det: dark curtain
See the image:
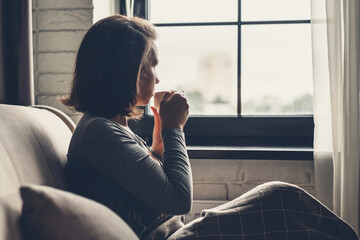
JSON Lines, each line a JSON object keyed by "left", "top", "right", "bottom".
{"left": 119, "top": 0, "right": 147, "bottom": 18}
{"left": 0, "top": 0, "right": 34, "bottom": 105}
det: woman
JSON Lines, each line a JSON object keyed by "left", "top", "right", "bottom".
{"left": 62, "top": 15, "right": 191, "bottom": 239}
{"left": 62, "top": 15, "right": 357, "bottom": 240}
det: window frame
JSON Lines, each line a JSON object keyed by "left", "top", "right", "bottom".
{"left": 123, "top": 0, "right": 314, "bottom": 158}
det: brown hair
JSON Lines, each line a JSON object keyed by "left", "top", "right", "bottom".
{"left": 60, "top": 15, "right": 157, "bottom": 119}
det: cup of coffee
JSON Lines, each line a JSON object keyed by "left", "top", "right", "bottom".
{"left": 153, "top": 90, "right": 184, "bottom": 111}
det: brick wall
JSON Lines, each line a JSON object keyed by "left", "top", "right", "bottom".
{"left": 32, "top": 0, "right": 316, "bottom": 202}
{"left": 32, "top": 0, "right": 93, "bottom": 122}
{"left": 191, "top": 159, "right": 315, "bottom": 201}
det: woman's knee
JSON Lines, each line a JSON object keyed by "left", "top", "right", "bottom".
{"left": 257, "top": 181, "right": 302, "bottom": 191}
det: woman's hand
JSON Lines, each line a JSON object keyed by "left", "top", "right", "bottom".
{"left": 159, "top": 92, "right": 189, "bottom": 130}
{"left": 150, "top": 106, "right": 163, "bottom": 159}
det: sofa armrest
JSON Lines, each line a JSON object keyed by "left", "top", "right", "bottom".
{"left": 31, "top": 105, "right": 76, "bottom": 133}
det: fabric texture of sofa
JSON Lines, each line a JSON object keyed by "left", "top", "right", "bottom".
{"left": 0, "top": 104, "right": 139, "bottom": 240}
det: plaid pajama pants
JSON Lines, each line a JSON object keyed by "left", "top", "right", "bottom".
{"left": 167, "top": 181, "right": 358, "bottom": 240}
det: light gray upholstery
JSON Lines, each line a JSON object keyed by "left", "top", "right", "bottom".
{"left": 0, "top": 104, "right": 73, "bottom": 240}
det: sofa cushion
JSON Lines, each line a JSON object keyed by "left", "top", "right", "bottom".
{"left": 20, "top": 184, "right": 139, "bottom": 240}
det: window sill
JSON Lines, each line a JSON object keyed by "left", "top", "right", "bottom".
{"left": 187, "top": 146, "right": 313, "bottom": 160}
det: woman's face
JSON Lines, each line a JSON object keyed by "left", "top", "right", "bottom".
{"left": 136, "top": 43, "right": 159, "bottom": 106}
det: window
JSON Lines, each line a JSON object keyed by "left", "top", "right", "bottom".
{"left": 127, "top": 0, "right": 314, "bottom": 159}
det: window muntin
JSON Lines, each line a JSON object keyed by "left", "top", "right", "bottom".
{"left": 150, "top": 0, "right": 313, "bottom": 116}
{"left": 129, "top": 0, "right": 314, "bottom": 149}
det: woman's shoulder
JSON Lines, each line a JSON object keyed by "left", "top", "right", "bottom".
{"left": 68, "top": 113, "right": 138, "bottom": 158}
{"left": 74, "top": 113, "right": 133, "bottom": 140}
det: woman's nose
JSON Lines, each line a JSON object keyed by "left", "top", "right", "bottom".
{"left": 155, "top": 71, "right": 160, "bottom": 84}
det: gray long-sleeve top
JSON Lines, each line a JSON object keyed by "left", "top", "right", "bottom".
{"left": 65, "top": 113, "right": 193, "bottom": 238}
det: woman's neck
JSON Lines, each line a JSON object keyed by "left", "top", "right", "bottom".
{"left": 111, "top": 115, "right": 128, "bottom": 127}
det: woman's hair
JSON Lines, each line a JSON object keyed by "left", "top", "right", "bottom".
{"left": 60, "top": 15, "right": 157, "bottom": 119}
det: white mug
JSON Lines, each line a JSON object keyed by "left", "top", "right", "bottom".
{"left": 153, "top": 90, "right": 185, "bottom": 110}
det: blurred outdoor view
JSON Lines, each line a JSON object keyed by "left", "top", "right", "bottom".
{"left": 150, "top": 0, "right": 313, "bottom": 116}
{"left": 93, "top": 0, "right": 313, "bottom": 116}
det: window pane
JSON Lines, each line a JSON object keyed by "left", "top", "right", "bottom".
{"left": 241, "top": 0, "right": 311, "bottom": 21}
{"left": 153, "top": 26, "right": 237, "bottom": 115}
{"left": 150, "top": 0, "right": 238, "bottom": 24}
{"left": 241, "top": 24, "right": 313, "bottom": 115}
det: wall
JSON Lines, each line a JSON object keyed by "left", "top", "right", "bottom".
{"left": 191, "top": 159, "right": 315, "bottom": 201}
{"left": 187, "top": 158, "right": 315, "bottom": 222}
{"left": 32, "top": 0, "right": 316, "bottom": 203}
{"left": 32, "top": 0, "right": 92, "bottom": 123}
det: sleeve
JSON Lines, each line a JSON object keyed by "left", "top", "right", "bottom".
{"left": 82, "top": 120, "right": 193, "bottom": 215}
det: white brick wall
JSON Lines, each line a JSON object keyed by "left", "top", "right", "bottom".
{"left": 32, "top": 0, "right": 92, "bottom": 121}
{"left": 31, "top": 0, "right": 316, "bottom": 204}
{"left": 37, "top": 0, "right": 92, "bottom": 9}
{"left": 191, "top": 159, "right": 315, "bottom": 201}
{"left": 193, "top": 183, "right": 227, "bottom": 200}
{"left": 37, "top": 31, "right": 86, "bottom": 52}
{"left": 38, "top": 74, "right": 72, "bottom": 94}
{"left": 37, "top": 53, "right": 76, "bottom": 73}
{"left": 37, "top": 10, "right": 92, "bottom": 30}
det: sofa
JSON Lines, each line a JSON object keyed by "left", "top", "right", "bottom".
{"left": 0, "top": 104, "right": 139, "bottom": 240}
{"left": 2, "top": 103, "right": 358, "bottom": 240}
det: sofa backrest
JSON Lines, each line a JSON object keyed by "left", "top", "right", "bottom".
{"left": 0, "top": 104, "right": 75, "bottom": 240}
